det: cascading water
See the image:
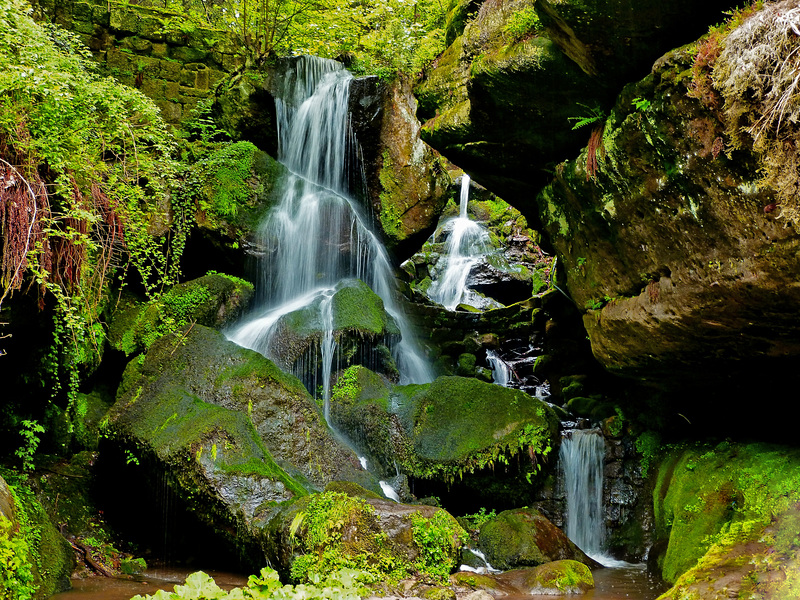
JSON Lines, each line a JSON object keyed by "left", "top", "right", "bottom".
{"left": 485, "top": 349, "right": 513, "bottom": 387}
{"left": 560, "top": 428, "right": 606, "bottom": 559}
{"left": 428, "top": 175, "right": 490, "bottom": 310}
{"left": 227, "top": 56, "right": 432, "bottom": 419}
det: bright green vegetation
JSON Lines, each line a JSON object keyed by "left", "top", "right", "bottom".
{"left": 0, "top": 477, "right": 73, "bottom": 600}
{"left": 503, "top": 6, "right": 541, "bottom": 42}
{"left": 132, "top": 0, "right": 447, "bottom": 76}
{"left": 410, "top": 509, "right": 469, "bottom": 581}
{"left": 130, "top": 567, "right": 370, "bottom": 600}
{"left": 287, "top": 491, "right": 466, "bottom": 585}
{"left": 0, "top": 0, "right": 194, "bottom": 449}
{"left": 653, "top": 441, "right": 800, "bottom": 596}
{"left": 109, "top": 273, "right": 253, "bottom": 356}
{"left": 182, "top": 140, "right": 285, "bottom": 233}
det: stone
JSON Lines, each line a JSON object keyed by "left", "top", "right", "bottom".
{"left": 478, "top": 507, "right": 600, "bottom": 570}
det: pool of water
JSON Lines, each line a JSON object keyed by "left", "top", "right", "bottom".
{"left": 49, "top": 568, "right": 248, "bottom": 600}
{"left": 50, "top": 564, "right": 668, "bottom": 600}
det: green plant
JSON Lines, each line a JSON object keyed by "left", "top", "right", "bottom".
{"left": 568, "top": 103, "right": 606, "bottom": 130}
{"left": 635, "top": 430, "right": 662, "bottom": 477}
{"left": 461, "top": 507, "right": 496, "bottom": 530}
{"left": 632, "top": 96, "right": 651, "bottom": 112}
{"left": 331, "top": 366, "right": 361, "bottom": 404}
{"left": 130, "top": 567, "right": 369, "bottom": 600}
{"left": 14, "top": 420, "right": 44, "bottom": 472}
{"left": 410, "top": 510, "right": 468, "bottom": 583}
{"left": 503, "top": 6, "right": 541, "bottom": 41}
{"left": 0, "top": 512, "right": 35, "bottom": 600}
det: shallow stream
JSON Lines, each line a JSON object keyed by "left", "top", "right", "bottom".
{"left": 50, "top": 564, "right": 668, "bottom": 600}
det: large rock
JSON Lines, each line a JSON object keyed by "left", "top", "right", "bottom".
{"left": 477, "top": 508, "right": 599, "bottom": 570}
{"left": 264, "top": 489, "right": 467, "bottom": 581}
{"left": 106, "top": 325, "right": 378, "bottom": 561}
{"left": 107, "top": 273, "right": 254, "bottom": 356}
{"left": 329, "top": 370, "right": 560, "bottom": 505}
{"left": 534, "top": 19, "right": 800, "bottom": 402}
{"left": 254, "top": 278, "right": 401, "bottom": 380}
{"left": 415, "top": 0, "right": 738, "bottom": 214}
{"left": 651, "top": 442, "right": 800, "bottom": 598}
{"left": 349, "top": 76, "right": 451, "bottom": 258}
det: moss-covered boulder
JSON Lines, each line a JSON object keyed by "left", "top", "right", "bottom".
{"left": 652, "top": 441, "right": 800, "bottom": 598}
{"left": 107, "top": 273, "right": 254, "bottom": 356}
{"left": 517, "top": 560, "right": 594, "bottom": 595}
{"left": 328, "top": 370, "right": 559, "bottom": 505}
{"left": 106, "top": 324, "right": 379, "bottom": 563}
{"left": 328, "top": 366, "right": 398, "bottom": 478}
{"left": 415, "top": 0, "right": 736, "bottom": 209}
{"left": 397, "top": 377, "right": 558, "bottom": 481}
{"left": 263, "top": 490, "right": 467, "bottom": 583}
{"left": 0, "top": 475, "right": 74, "bottom": 599}
{"left": 534, "top": 8, "right": 800, "bottom": 410}
{"left": 185, "top": 141, "right": 287, "bottom": 250}
{"left": 260, "top": 279, "right": 401, "bottom": 380}
{"left": 477, "top": 508, "right": 598, "bottom": 570}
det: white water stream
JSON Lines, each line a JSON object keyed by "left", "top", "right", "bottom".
{"left": 227, "top": 57, "right": 432, "bottom": 419}
{"left": 560, "top": 428, "right": 609, "bottom": 563}
{"left": 428, "top": 175, "right": 490, "bottom": 310}
{"left": 485, "top": 349, "right": 513, "bottom": 387}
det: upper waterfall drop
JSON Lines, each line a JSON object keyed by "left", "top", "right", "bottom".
{"left": 428, "top": 174, "right": 490, "bottom": 311}
{"left": 227, "top": 56, "right": 433, "bottom": 411}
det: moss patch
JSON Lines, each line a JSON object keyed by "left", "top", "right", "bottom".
{"left": 653, "top": 441, "right": 800, "bottom": 598}
{"left": 397, "top": 376, "right": 558, "bottom": 481}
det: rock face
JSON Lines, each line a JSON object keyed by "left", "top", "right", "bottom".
{"left": 415, "top": 0, "right": 738, "bottom": 209}
{"left": 38, "top": 0, "right": 241, "bottom": 122}
{"left": 651, "top": 442, "right": 800, "bottom": 599}
{"left": 107, "top": 325, "right": 378, "bottom": 559}
{"left": 477, "top": 508, "right": 598, "bottom": 571}
{"left": 536, "top": 36, "right": 800, "bottom": 399}
{"left": 349, "top": 76, "right": 451, "bottom": 258}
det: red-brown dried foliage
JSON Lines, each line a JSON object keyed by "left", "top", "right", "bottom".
{"left": 586, "top": 124, "right": 605, "bottom": 181}
{"left": 0, "top": 126, "right": 52, "bottom": 305}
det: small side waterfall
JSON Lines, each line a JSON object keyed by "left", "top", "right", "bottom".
{"left": 428, "top": 175, "right": 490, "bottom": 310}
{"left": 560, "top": 428, "right": 605, "bottom": 559}
{"left": 486, "top": 349, "right": 513, "bottom": 387}
{"left": 228, "top": 56, "right": 432, "bottom": 416}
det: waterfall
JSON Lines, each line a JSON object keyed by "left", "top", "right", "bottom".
{"left": 227, "top": 56, "right": 432, "bottom": 417}
{"left": 560, "top": 428, "right": 605, "bottom": 558}
{"left": 429, "top": 175, "right": 490, "bottom": 310}
{"left": 486, "top": 349, "right": 513, "bottom": 387}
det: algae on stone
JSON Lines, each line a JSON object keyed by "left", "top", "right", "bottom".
{"left": 652, "top": 441, "right": 800, "bottom": 598}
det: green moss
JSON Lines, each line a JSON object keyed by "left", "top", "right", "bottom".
{"left": 331, "top": 279, "right": 400, "bottom": 337}
{"left": 654, "top": 442, "right": 800, "bottom": 586}
{"left": 0, "top": 480, "right": 73, "bottom": 600}
{"left": 108, "top": 273, "right": 253, "bottom": 356}
{"left": 398, "top": 377, "right": 558, "bottom": 482}
{"left": 525, "top": 560, "right": 593, "bottom": 594}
